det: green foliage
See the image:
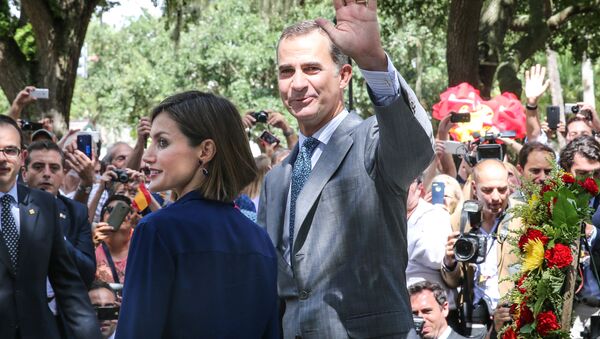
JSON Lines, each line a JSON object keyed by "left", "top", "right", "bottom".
{"left": 14, "top": 23, "right": 36, "bottom": 61}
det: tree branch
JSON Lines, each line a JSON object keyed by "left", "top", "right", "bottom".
{"left": 510, "top": 3, "right": 600, "bottom": 31}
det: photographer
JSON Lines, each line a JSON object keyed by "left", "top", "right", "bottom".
{"left": 242, "top": 110, "right": 298, "bottom": 150}
{"left": 409, "top": 281, "right": 466, "bottom": 339}
{"left": 88, "top": 280, "right": 120, "bottom": 339}
{"left": 441, "top": 159, "right": 521, "bottom": 334}
{"left": 565, "top": 115, "right": 593, "bottom": 143}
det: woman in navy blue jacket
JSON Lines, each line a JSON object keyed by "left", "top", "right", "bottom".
{"left": 116, "top": 91, "right": 279, "bottom": 338}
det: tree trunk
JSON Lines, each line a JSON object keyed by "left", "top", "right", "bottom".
{"left": 0, "top": 0, "right": 99, "bottom": 130}
{"left": 582, "top": 55, "right": 595, "bottom": 108}
{"left": 446, "top": 0, "right": 484, "bottom": 89}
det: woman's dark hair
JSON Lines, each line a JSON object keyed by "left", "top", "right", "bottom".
{"left": 150, "top": 91, "right": 257, "bottom": 202}
{"left": 559, "top": 135, "right": 600, "bottom": 172}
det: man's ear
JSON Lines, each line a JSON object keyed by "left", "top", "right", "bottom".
{"left": 196, "top": 139, "right": 216, "bottom": 165}
{"left": 517, "top": 164, "right": 524, "bottom": 175}
{"left": 338, "top": 64, "right": 353, "bottom": 90}
{"left": 20, "top": 149, "right": 28, "bottom": 167}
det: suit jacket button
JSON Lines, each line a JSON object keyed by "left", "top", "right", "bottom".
{"left": 299, "top": 290, "right": 310, "bottom": 300}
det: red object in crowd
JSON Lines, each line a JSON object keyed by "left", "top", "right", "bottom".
{"left": 432, "top": 82, "right": 526, "bottom": 142}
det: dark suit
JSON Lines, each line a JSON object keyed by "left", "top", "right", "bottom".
{"left": 116, "top": 190, "right": 279, "bottom": 338}
{"left": 56, "top": 195, "right": 96, "bottom": 287}
{"left": 0, "top": 184, "right": 101, "bottom": 339}
{"left": 448, "top": 328, "right": 468, "bottom": 339}
{"left": 258, "top": 76, "right": 434, "bottom": 338}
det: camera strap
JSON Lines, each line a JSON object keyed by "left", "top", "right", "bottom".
{"left": 101, "top": 242, "right": 121, "bottom": 284}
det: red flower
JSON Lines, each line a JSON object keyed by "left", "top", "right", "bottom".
{"left": 541, "top": 183, "right": 554, "bottom": 195}
{"left": 544, "top": 243, "right": 573, "bottom": 269}
{"left": 518, "top": 229, "right": 549, "bottom": 251}
{"left": 517, "top": 273, "right": 528, "bottom": 294}
{"left": 562, "top": 173, "right": 576, "bottom": 184}
{"left": 536, "top": 310, "right": 560, "bottom": 336}
{"left": 516, "top": 303, "right": 534, "bottom": 329}
{"left": 502, "top": 327, "right": 517, "bottom": 339}
{"left": 582, "top": 177, "right": 599, "bottom": 196}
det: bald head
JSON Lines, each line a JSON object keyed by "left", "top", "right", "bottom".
{"left": 472, "top": 159, "right": 510, "bottom": 217}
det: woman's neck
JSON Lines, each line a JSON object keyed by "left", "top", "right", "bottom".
{"left": 106, "top": 229, "right": 130, "bottom": 259}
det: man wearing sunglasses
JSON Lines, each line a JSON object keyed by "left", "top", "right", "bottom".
{"left": 0, "top": 115, "right": 100, "bottom": 339}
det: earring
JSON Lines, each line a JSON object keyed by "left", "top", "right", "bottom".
{"left": 202, "top": 167, "right": 209, "bottom": 176}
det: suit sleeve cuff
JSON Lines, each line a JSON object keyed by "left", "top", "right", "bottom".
{"left": 359, "top": 53, "right": 400, "bottom": 100}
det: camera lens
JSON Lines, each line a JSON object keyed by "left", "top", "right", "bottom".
{"left": 454, "top": 238, "right": 476, "bottom": 262}
{"left": 572, "top": 105, "right": 580, "bottom": 114}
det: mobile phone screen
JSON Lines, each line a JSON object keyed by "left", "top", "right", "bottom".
{"left": 77, "top": 134, "right": 93, "bottom": 159}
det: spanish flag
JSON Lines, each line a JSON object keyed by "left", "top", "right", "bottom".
{"left": 132, "top": 182, "right": 152, "bottom": 212}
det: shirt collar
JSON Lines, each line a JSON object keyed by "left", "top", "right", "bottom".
{"left": 437, "top": 326, "right": 452, "bottom": 339}
{"left": 0, "top": 183, "right": 18, "bottom": 204}
{"left": 298, "top": 109, "right": 349, "bottom": 147}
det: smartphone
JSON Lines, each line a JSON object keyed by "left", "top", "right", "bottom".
{"left": 476, "top": 144, "right": 503, "bottom": 162}
{"left": 450, "top": 112, "right": 471, "bottom": 123}
{"left": 431, "top": 182, "right": 445, "bottom": 205}
{"left": 106, "top": 201, "right": 130, "bottom": 231}
{"left": 95, "top": 306, "right": 120, "bottom": 321}
{"left": 443, "top": 140, "right": 468, "bottom": 155}
{"left": 30, "top": 88, "right": 49, "bottom": 99}
{"left": 76, "top": 133, "right": 93, "bottom": 159}
{"left": 259, "top": 130, "right": 280, "bottom": 145}
{"left": 546, "top": 105, "right": 560, "bottom": 129}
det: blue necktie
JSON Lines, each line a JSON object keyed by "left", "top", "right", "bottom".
{"left": 1, "top": 195, "right": 19, "bottom": 270}
{"left": 289, "top": 137, "right": 319, "bottom": 264}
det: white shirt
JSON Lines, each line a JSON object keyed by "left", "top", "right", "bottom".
{"left": 473, "top": 224, "right": 500, "bottom": 313}
{"left": 406, "top": 200, "right": 455, "bottom": 308}
{"left": 437, "top": 326, "right": 452, "bottom": 339}
{"left": 282, "top": 57, "right": 401, "bottom": 263}
{"left": 0, "top": 184, "right": 20, "bottom": 234}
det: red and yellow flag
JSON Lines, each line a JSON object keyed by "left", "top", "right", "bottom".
{"left": 132, "top": 182, "right": 152, "bottom": 212}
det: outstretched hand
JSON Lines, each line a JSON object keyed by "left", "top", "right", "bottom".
{"left": 524, "top": 64, "right": 549, "bottom": 105}
{"left": 316, "top": 0, "right": 386, "bottom": 71}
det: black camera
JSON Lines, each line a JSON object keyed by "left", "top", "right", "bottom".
{"left": 413, "top": 315, "right": 424, "bottom": 335}
{"left": 455, "top": 200, "right": 487, "bottom": 264}
{"left": 20, "top": 120, "right": 44, "bottom": 131}
{"left": 95, "top": 305, "right": 120, "bottom": 321}
{"left": 112, "top": 169, "right": 129, "bottom": 183}
{"left": 250, "top": 111, "right": 269, "bottom": 124}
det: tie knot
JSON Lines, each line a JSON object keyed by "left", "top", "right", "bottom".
{"left": 0, "top": 194, "right": 13, "bottom": 207}
{"left": 302, "top": 137, "right": 319, "bottom": 154}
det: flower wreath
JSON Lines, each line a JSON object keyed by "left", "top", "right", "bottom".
{"left": 501, "top": 168, "right": 599, "bottom": 339}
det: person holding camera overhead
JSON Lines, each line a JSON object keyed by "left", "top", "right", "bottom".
{"left": 441, "top": 159, "right": 522, "bottom": 336}
{"left": 115, "top": 91, "right": 279, "bottom": 338}
{"left": 243, "top": 109, "right": 299, "bottom": 151}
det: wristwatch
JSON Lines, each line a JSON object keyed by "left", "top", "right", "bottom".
{"left": 77, "top": 184, "right": 93, "bottom": 194}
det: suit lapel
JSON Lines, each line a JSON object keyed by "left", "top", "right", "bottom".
{"left": 268, "top": 150, "right": 295, "bottom": 250}
{"left": 17, "top": 185, "right": 40, "bottom": 273}
{"left": 292, "top": 114, "right": 360, "bottom": 251}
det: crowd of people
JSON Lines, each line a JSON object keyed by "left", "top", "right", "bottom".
{"left": 1, "top": 1, "right": 600, "bottom": 339}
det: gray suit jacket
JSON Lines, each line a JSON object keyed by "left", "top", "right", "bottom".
{"left": 258, "top": 77, "right": 434, "bottom": 338}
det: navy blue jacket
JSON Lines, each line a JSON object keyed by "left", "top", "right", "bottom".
{"left": 116, "top": 190, "right": 279, "bottom": 338}
{"left": 56, "top": 195, "right": 96, "bottom": 287}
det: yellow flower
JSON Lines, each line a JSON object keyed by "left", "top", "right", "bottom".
{"left": 522, "top": 238, "right": 545, "bottom": 272}
{"left": 529, "top": 194, "right": 539, "bottom": 208}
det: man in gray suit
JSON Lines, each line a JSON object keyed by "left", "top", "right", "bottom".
{"left": 257, "top": 0, "right": 434, "bottom": 338}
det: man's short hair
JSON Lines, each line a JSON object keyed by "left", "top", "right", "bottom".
{"left": 25, "top": 140, "right": 65, "bottom": 168}
{"left": 518, "top": 142, "right": 555, "bottom": 169}
{"left": 559, "top": 135, "right": 600, "bottom": 172}
{"left": 89, "top": 280, "right": 117, "bottom": 300}
{"left": 0, "top": 115, "right": 24, "bottom": 148}
{"left": 277, "top": 20, "right": 348, "bottom": 71}
{"left": 408, "top": 281, "right": 447, "bottom": 307}
{"left": 565, "top": 115, "right": 591, "bottom": 133}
